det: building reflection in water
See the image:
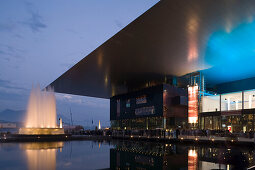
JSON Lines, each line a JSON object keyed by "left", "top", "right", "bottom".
{"left": 110, "top": 142, "right": 188, "bottom": 169}
{"left": 19, "top": 142, "right": 64, "bottom": 170}
{"left": 188, "top": 149, "right": 198, "bottom": 170}
{"left": 109, "top": 141, "right": 255, "bottom": 170}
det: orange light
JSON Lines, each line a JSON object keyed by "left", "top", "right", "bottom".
{"left": 188, "top": 86, "right": 198, "bottom": 124}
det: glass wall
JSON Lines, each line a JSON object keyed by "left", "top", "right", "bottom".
{"left": 200, "top": 116, "right": 220, "bottom": 130}
{"left": 242, "top": 114, "right": 253, "bottom": 132}
{"left": 201, "top": 90, "right": 255, "bottom": 112}
{"left": 221, "top": 115, "right": 242, "bottom": 132}
{"left": 231, "top": 115, "right": 242, "bottom": 132}
{"left": 221, "top": 116, "right": 231, "bottom": 130}
{"left": 204, "top": 116, "right": 213, "bottom": 130}
{"left": 200, "top": 117, "right": 205, "bottom": 129}
{"left": 202, "top": 95, "right": 220, "bottom": 112}
{"left": 221, "top": 92, "right": 242, "bottom": 111}
{"left": 244, "top": 90, "right": 255, "bottom": 109}
{"left": 213, "top": 116, "right": 221, "bottom": 130}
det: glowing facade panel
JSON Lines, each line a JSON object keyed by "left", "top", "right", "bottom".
{"left": 188, "top": 86, "right": 198, "bottom": 124}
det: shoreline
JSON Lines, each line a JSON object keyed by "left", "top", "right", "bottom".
{"left": 0, "top": 134, "right": 255, "bottom": 147}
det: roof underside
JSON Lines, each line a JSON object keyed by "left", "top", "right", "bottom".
{"left": 49, "top": 0, "right": 255, "bottom": 99}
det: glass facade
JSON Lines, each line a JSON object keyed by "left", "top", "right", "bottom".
{"left": 201, "top": 90, "right": 255, "bottom": 112}
{"left": 204, "top": 116, "right": 213, "bottom": 130}
{"left": 111, "top": 117, "right": 164, "bottom": 130}
{"left": 200, "top": 90, "right": 255, "bottom": 132}
{"left": 200, "top": 116, "right": 221, "bottom": 130}
{"left": 221, "top": 92, "right": 242, "bottom": 111}
{"left": 213, "top": 116, "right": 221, "bottom": 130}
{"left": 242, "top": 114, "right": 253, "bottom": 132}
{"left": 202, "top": 95, "right": 220, "bottom": 112}
{"left": 244, "top": 90, "right": 255, "bottom": 109}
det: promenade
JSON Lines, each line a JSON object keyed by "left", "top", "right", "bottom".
{"left": 111, "top": 129, "right": 255, "bottom": 146}
{"left": 1, "top": 129, "right": 255, "bottom": 146}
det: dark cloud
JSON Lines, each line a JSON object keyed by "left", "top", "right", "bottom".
{"left": 22, "top": 2, "right": 47, "bottom": 32}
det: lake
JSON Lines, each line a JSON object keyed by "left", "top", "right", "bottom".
{"left": 0, "top": 139, "right": 254, "bottom": 170}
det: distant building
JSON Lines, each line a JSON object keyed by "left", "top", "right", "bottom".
{"left": 63, "top": 125, "right": 84, "bottom": 134}
{"left": 0, "top": 122, "right": 18, "bottom": 134}
{"left": 0, "top": 123, "right": 16, "bottom": 129}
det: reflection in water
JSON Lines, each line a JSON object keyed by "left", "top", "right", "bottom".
{"left": 1, "top": 141, "right": 255, "bottom": 169}
{"left": 110, "top": 141, "right": 255, "bottom": 170}
{"left": 20, "top": 142, "right": 63, "bottom": 170}
{"left": 110, "top": 141, "right": 188, "bottom": 169}
{"left": 188, "top": 149, "right": 198, "bottom": 170}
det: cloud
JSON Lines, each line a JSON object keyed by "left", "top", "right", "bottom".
{"left": 22, "top": 2, "right": 47, "bottom": 32}
{"left": 0, "top": 79, "right": 28, "bottom": 95}
{"left": 55, "top": 93, "right": 109, "bottom": 108}
{"left": 0, "top": 22, "right": 15, "bottom": 32}
{"left": 0, "top": 44, "right": 26, "bottom": 61}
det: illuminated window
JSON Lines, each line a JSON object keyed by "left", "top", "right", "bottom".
{"left": 136, "top": 95, "right": 147, "bottom": 104}
{"left": 126, "top": 99, "right": 130, "bottom": 108}
{"left": 135, "top": 106, "right": 155, "bottom": 116}
{"left": 244, "top": 90, "right": 255, "bottom": 109}
{"left": 221, "top": 92, "right": 242, "bottom": 111}
{"left": 202, "top": 95, "right": 220, "bottom": 112}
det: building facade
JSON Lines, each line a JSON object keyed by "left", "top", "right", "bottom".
{"left": 200, "top": 89, "right": 255, "bottom": 133}
{"left": 110, "top": 84, "right": 187, "bottom": 130}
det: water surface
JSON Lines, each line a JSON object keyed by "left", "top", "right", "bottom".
{"left": 0, "top": 140, "right": 254, "bottom": 170}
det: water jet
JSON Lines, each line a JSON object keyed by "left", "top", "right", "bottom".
{"left": 19, "top": 85, "right": 64, "bottom": 135}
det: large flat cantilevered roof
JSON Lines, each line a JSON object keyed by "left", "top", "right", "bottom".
{"left": 49, "top": 0, "right": 255, "bottom": 98}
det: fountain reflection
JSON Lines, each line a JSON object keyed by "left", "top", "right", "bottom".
{"left": 20, "top": 142, "right": 63, "bottom": 170}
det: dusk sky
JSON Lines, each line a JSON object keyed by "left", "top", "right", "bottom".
{"left": 0, "top": 0, "right": 159, "bottom": 127}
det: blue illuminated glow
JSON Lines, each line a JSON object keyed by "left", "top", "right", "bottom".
{"left": 203, "top": 21, "right": 255, "bottom": 84}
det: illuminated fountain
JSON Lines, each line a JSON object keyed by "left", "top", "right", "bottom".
{"left": 19, "top": 85, "right": 64, "bottom": 135}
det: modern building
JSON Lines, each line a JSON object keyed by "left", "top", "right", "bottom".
{"left": 110, "top": 84, "right": 187, "bottom": 130}
{"left": 48, "top": 0, "right": 255, "bottom": 132}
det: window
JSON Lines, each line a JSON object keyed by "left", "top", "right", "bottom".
{"left": 202, "top": 95, "right": 220, "bottom": 112}
{"left": 244, "top": 90, "right": 255, "bottom": 109}
{"left": 135, "top": 106, "right": 155, "bottom": 116}
{"left": 221, "top": 92, "right": 242, "bottom": 111}
{"left": 136, "top": 95, "right": 147, "bottom": 104}
{"left": 126, "top": 99, "right": 130, "bottom": 108}
{"left": 204, "top": 116, "right": 213, "bottom": 130}
{"left": 242, "top": 114, "right": 253, "bottom": 132}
